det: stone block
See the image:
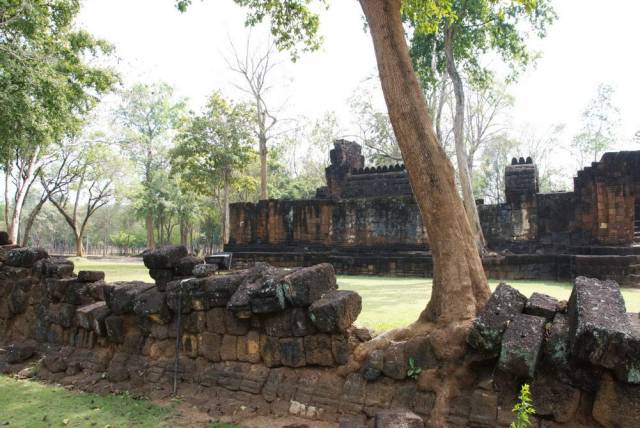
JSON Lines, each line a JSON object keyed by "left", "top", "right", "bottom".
{"left": 43, "top": 353, "right": 67, "bottom": 373}
{"left": 469, "top": 389, "right": 498, "bottom": 427}
{"left": 498, "top": 313, "right": 546, "bottom": 379}
{"left": 375, "top": 410, "right": 424, "bottom": 428}
{"left": 303, "top": 334, "right": 334, "bottom": 366}
{"left": 142, "top": 245, "right": 188, "bottom": 269}
{"left": 363, "top": 349, "right": 384, "bottom": 382}
{"left": 193, "top": 263, "right": 218, "bottom": 278}
{"left": 6, "top": 343, "right": 35, "bottom": 364}
{"left": 104, "top": 315, "right": 125, "bottom": 343}
{"left": 48, "top": 303, "right": 76, "bottom": 328}
{"left": 263, "top": 310, "right": 293, "bottom": 337}
{"left": 181, "top": 334, "right": 198, "bottom": 358}
{"left": 279, "top": 337, "right": 306, "bottom": 368}
{"left": 133, "top": 287, "right": 170, "bottom": 324}
{"left": 105, "top": 282, "right": 154, "bottom": 315}
{"left": 77, "top": 270, "right": 105, "bottom": 283}
{"left": 468, "top": 283, "right": 527, "bottom": 356}
{"left": 34, "top": 257, "right": 74, "bottom": 278}
{"left": 107, "top": 353, "right": 129, "bottom": 382}
{"left": 331, "top": 334, "right": 350, "bottom": 366}
{"left": 524, "top": 292, "right": 559, "bottom": 320}
{"left": 237, "top": 331, "right": 261, "bottom": 363}
{"left": 542, "top": 312, "right": 570, "bottom": 369}
{"left": 531, "top": 374, "right": 580, "bottom": 423}
{"left": 308, "top": 290, "right": 362, "bottom": 333}
{"left": 148, "top": 268, "right": 174, "bottom": 288}
{"left": 224, "top": 310, "right": 249, "bottom": 335}
{"left": 259, "top": 335, "right": 282, "bottom": 367}
{"left": 220, "top": 335, "right": 238, "bottom": 360}
{"left": 593, "top": 373, "right": 640, "bottom": 428}
{"left": 383, "top": 341, "right": 407, "bottom": 380}
{"left": 76, "top": 301, "right": 109, "bottom": 331}
{"left": 205, "top": 307, "right": 225, "bottom": 334}
{"left": 291, "top": 308, "right": 316, "bottom": 336}
{"left": 175, "top": 255, "right": 204, "bottom": 276}
{"left": 6, "top": 247, "right": 48, "bottom": 268}
{"left": 282, "top": 263, "right": 337, "bottom": 307}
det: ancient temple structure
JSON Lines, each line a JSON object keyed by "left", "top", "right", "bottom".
{"left": 226, "top": 141, "right": 640, "bottom": 285}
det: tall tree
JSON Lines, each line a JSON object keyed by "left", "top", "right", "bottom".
{"left": 176, "top": 0, "right": 544, "bottom": 330}
{"left": 116, "top": 83, "right": 186, "bottom": 249}
{"left": 409, "top": 0, "right": 555, "bottom": 249}
{"left": 572, "top": 84, "right": 620, "bottom": 166}
{"left": 0, "top": 0, "right": 117, "bottom": 243}
{"left": 227, "top": 39, "right": 282, "bottom": 200}
{"left": 43, "top": 138, "right": 121, "bottom": 256}
{"left": 171, "top": 92, "right": 255, "bottom": 245}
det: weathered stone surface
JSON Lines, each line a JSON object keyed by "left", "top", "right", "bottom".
{"left": 48, "top": 303, "right": 76, "bottom": 328}
{"left": 34, "top": 257, "right": 74, "bottom": 278}
{"left": 469, "top": 389, "right": 498, "bottom": 427}
{"left": 105, "top": 282, "right": 154, "bottom": 315}
{"left": 224, "top": 311, "right": 249, "bottom": 336}
{"left": 107, "top": 353, "right": 129, "bottom": 382}
{"left": 220, "top": 335, "right": 238, "bottom": 360}
{"left": 193, "top": 263, "right": 218, "bottom": 278}
{"left": 498, "top": 313, "right": 546, "bottom": 379}
{"left": 468, "top": 283, "right": 527, "bottom": 356}
{"left": 6, "top": 343, "right": 35, "bottom": 364}
{"left": 142, "top": 245, "right": 188, "bottom": 269}
{"left": 567, "top": 276, "right": 634, "bottom": 373}
{"left": 382, "top": 341, "right": 407, "bottom": 380}
{"left": 133, "top": 287, "right": 170, "bottom": 324}
{"left": 227, "top": 273, "right": 286, "bottom": 317}
{"left": 543, "top": 312, "right": 570, "bottom": 369}
{"left": 303, "top": 334, "right": 334, "bottom": 366}
{"left": 279, "top": 337, "right": 306, "bottom": 368}
{"left": 175, "top": 255, "right": 204, "bottom": 277}
{"left": 6, "top": 247, "right": 48, "bottom": 268}
{"left": 532, "top": 374, "right": 581, "bottom": 423}
{"left": 291, "top": 308, "right": 317, "bottom": 337}
{"left": 331, "top": 334, "right": 350, "bottom": 366}
{"left": 237, "top": 331, "right": 260, "bottom": 363}
{"left": 375, "top": 410, "right": 424, "bottom": 428}
{"left": 308, "top": 290, "right": 362, "bottom": 333}
{"left": 76, "top": 301, "right": 109, "bottom": 331}
{"left": 259, "top": 335, "right": 282, "bottom": 367}
{"left": 263, "top": 311, "right": 293, "bottom": 337}
{"left": 43, "top": 353, "right": 67, "bottom": 373}
{"left": 77, "top": 270, "right": 105, "bottom": 283}
{"left": 524, "top": 292, "right": 559, "bottom": 320}
{"left": 104, "top": 315, "right": 125, "bottom": 343}
{"left": 363, "top": 349, "right": 384, "bottom": 381}
{"left": 593, "top": 373, "right": 640, "bottom": 428}
{"left": 205, "top": 307, "right": 225, "bottom": 334}
{"left": 282, "top": 263, "right": 337, "bottom": 307}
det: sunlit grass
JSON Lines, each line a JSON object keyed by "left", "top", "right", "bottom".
{"left": 0, "top": 375, "right": 175, "bottom": 427}
{"left": 67, "top": 257, "right": 640, "bottom": 332}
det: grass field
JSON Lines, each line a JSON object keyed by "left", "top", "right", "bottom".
{"left": 70, "top": 257, "right": 640, "bottom": 331}
{"left": 0, "top": 375, "right": 175, "bottom": 427}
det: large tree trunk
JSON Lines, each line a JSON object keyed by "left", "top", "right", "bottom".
{"left": 359, "top": 0, "right": 490, "bottom": 323}
{"left": 259, "top": 134, "right": 268, "bottom": 200}
{"left": 145, "top": 212, "right": 156, "bottom": 250}
{"left": 21, "top": 197, "right": 46, "bottom": 247}
{"left": 444, "top": 26, "right": 487, "bottom": 251}
{"left": 75, "top": 234, "right": 85, "bottom": 257}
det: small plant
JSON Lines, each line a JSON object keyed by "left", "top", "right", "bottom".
{"left": 510, "top": 383, "right": 536, "bottom": 428}
{"left": 406, "top": 357, "right": 422, "bottom": 380}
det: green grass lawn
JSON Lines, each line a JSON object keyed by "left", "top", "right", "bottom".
{"left": 0, "top": 375, "right": 175, "bottom": 427}
{"left": 69, "top": 257, "right": 640, "bottom": 331}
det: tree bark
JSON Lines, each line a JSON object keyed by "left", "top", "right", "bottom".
{"left": 146, "top": 212, "right": 156, "bottom": 249}
{"left": 359, "top": 0, "right": 490, "bottom": 323}
{"left": 259, "top": 134, "right": 268, "bottom": 200}
{"left": 75, "top": 234, "right": 85, "bottom": 257}
{"left": 21, "top": 196, "right": 46, "bottom": 247}
{"left": 444, "top": 26, "right": 487, "bottom": 250}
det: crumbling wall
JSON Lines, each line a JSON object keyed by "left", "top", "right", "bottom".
{"left": 2, "top": 244, "right": 640, "bottom": 427}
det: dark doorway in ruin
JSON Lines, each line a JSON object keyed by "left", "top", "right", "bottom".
{"left": 635, "top": 199, "right": 640, "bottom": 242}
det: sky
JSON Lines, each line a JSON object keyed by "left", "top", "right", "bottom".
{"left": 77, "top": 0, "right": 640, "bottom": 158}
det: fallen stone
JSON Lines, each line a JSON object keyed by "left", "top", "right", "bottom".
{"left": 375, "top": 410, "right": 424, "bottom": 428}
{"left": 308, "top": 290, "right": 362, "bottom": 333}
{"left": 6, "top": 343, "right": 35, "bottom": 364}
{"left": 468, "top": 283, "right": 527, "bottom": 356}
{"left": 498, "top": 313, "right": 546, "bottom": 379}
{"left": 175, "top": 255, "right": 204, "bottom": 276}
{"left": 193, "top": 263, "right": 218, "bottom": 278}
{"left": 34, "top": 257, "right": 74, "bottom": 278}
{"left": 142, "top": 245, "right": 188, "bottom": 269}
{"left": 282, "top": 263, "right": 337, "bottom": 307}
{"left": 524, "top": 292, "right": 559, "bottom": 320}
{"left": 6, "top": 247, "right": 48, "bottom": 268}
{"left": 77, "top": 270, "right": 105, "bottom": 283}
{"left": 567, "top": 276, "right": 633, "bottom": 372}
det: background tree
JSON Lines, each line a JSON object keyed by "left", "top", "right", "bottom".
{"left": 572, "top": 84, "right": 620, "bottom": 166}
{"left": 1, "top": 0, "right": 117, "bottom": 243}
{"left": 44, "top": 139, "right": 122, "bottom": 256}
{"left": 409, "top": 0, "right": 555, "bottom": 250}
{"left": 116, "top": 82, "right": 186, "bottom": 249}
{"left": 227, "top": 38, "right": 283, "bottom": 200}
{"left": 171, "top": 92, "right": 255, "bottom": 245}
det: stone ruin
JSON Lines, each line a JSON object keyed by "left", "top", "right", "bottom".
{"left": 1, "top": 243, "right": 640, "bottom": 426}
{"left": 226, "top": 141, "right": 640, "bottom": 287}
